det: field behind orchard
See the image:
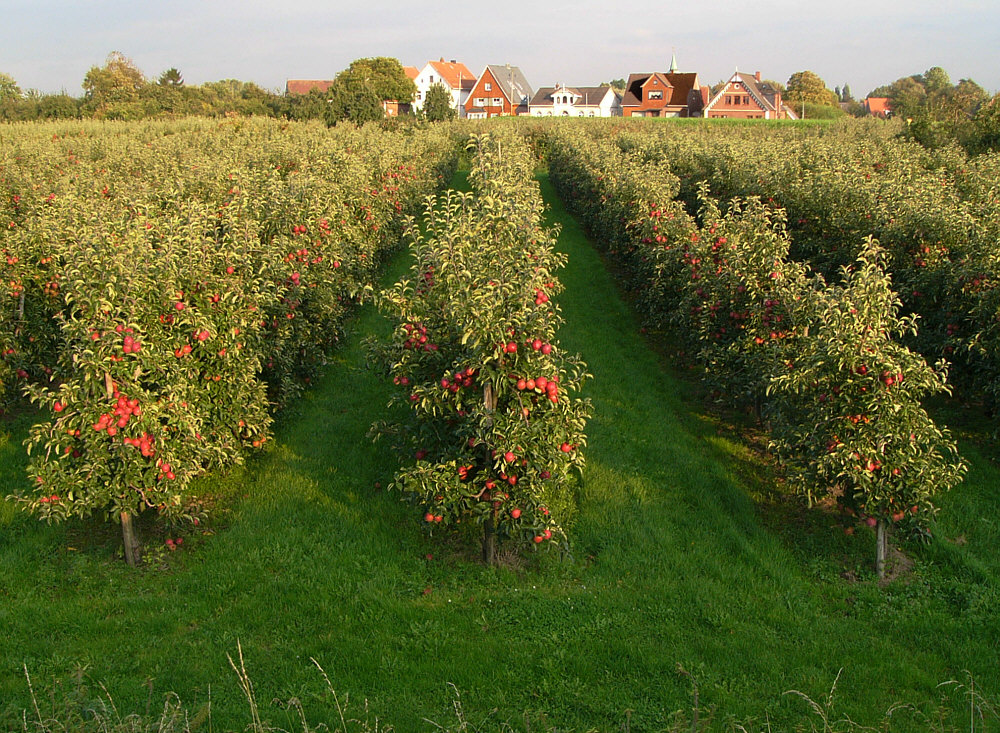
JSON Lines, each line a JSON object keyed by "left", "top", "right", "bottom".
{"left": 1, "top": 117, "right": 999, "bottom": 732}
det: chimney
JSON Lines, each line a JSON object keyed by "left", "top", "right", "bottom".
{"left": 755, "top": 71, "right": 762, "bottom": 83}
{"left": 451, "top": 59, "right": 457, "bottom": 63}
{"left": 440, "top": 57, "right": 444, "bottom": 62}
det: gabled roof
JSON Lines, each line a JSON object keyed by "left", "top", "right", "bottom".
{"left": 641, "top": 73, "right": 674, "bottom": 90}
{"left": 622, "top": 72, "right": 700, "bottom": 108}
{"left": 285, "top": 79, "right": 335, "bottom": 95}
{"left": 403, "top": 66, "right": 420, "bottom": 81}
{"left": 530, "top": 85, "right": 617, "bottom": 107}
{"left": 705, "top": 71, "right": 779, "bottom": 113}
{"left": 427, "top": 59, "right": 476, "bottom": 89}
{"left": 483, "top": 64, "right": 534, "bottom": 105}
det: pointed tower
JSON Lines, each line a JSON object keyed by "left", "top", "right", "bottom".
{"left": 669, "top": 51, "right": 678, "bottom": 73}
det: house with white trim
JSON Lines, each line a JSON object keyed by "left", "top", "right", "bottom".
{"left": 528, "top": 84, "right": 622, "bottom": 117}
{"left": 703, "top": 70, "right": 798, "bottom": 120}
{"left": 464, "top": 65, "right": 533, "bottom": 118}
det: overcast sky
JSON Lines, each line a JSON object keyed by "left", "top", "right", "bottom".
{"left": 3, "top": 0, "right": 999, "bottom": 97}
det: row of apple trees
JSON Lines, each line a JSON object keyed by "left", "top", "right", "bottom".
{"left": 0, "top": 117, "right": 457, "bottom": 563}
{"left": 615, "top": 121, "right": 1000, "bottom": 411}
{"left": 546, "top": 124, "right": 966, "bottom": 578}
{"left": 374, "top": 129, "right": 591, "bottom": 565}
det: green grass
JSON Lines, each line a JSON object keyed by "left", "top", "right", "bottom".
{"left": 0, "top": 171, "right": 998, "bottom": 732}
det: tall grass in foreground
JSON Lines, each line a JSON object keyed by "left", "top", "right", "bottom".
{"left": 11, "top": 650, "right": 999, "bottom": 733}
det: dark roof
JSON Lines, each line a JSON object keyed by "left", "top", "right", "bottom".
{"left": 738, "top": 72, "right": 778, "bottom": 111}
{"left": 664, "top": 73, "right": 699, "bottom": 106}
{"left": 529, "top": 85, "right": 616, "bottom": 107}
{"left": 621, "top": 72, "right": 699, "bottom": 107}
{"left": 485, "top": 64, "right": 533, "bottom": 105}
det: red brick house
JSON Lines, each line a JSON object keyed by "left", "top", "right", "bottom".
{"left": 621, "top": 71, "right": 706, "bottom": 117}
{"left": 620, "top": 54, "right": 705, "bottom": 118}
{"left": 703, "top": 71, "right": 797, "bottom": 120}
{"left": 464, "top": 65, "right": 533, "bottom": 118}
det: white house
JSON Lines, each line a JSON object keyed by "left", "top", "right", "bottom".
{"left": 528, "top": 84, "right": 622, "bottom": 117}
{"left": 412, "top": 59, "right": 476, "bottom": 118}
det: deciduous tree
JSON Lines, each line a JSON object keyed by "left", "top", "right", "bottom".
{"left": 422, "top": 82, "right": 456, "bottom": 122}
{"left": 82, "top": 51, "right": 147, "bottom": 118}
{"left": 786, "top": 70, "right": 836, "bottom": 106}
{"left": 0, "top": 72, "right": 21, "bottom": 101}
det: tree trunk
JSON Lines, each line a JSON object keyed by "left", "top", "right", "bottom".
{"left": 482, "top": 511, "right": 497, "bottom": 566}
{"left": 121, "top": 511, "right": 141, "bottom": 567}
{"left": 875, "top": 519, "right": 888, "bottom": 581}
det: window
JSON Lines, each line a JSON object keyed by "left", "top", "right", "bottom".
{"left": 493, "top": 97, "right": 502, "bottom": 106}
{"left": 485, "top": 82, "right": 492, "bottom": 91}
{"left": 429, "top": 75, "right": 434, "bottom": 83}
{"left": 476, "top": 97, "right": 486, "bottom": 106}
{"left": 725, "top": 96, "right": 731, "bottom": 105}
{"left": 743, "top": 96, "right": 749, "bottom": 105}
{"left": 648, "top": 90, "right": 662, "bottom": 100}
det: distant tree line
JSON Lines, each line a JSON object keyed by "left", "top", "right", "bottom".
{"left": 4, "top": 55, "right": 999, "bottom": 153}
{"left": 0, "top": 52, "right": 425, "bottom": 126}
{"left": 869, "top": 66, "right": 998, "bottom": 153}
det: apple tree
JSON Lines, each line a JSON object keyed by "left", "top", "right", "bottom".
{"left": 376, "top": 132, "right": 590, "bottom": 565}
{"left": 767, "top": 239, "right": 966, "bottom": 578}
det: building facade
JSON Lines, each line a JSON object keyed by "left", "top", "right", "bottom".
{"left": 528, "top": 84, "right": 622, "bottom": 117}
{"left": 413, "top": 59, "right": 476, "bottom": 118}
{"left": 464, "top": 65, "right": 533, "bottom": 118}
{"left": 703, "top": 71, "right": 797, "bottom": 120}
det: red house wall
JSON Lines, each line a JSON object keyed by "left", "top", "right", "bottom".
{"left": 464, "top": 68, "right": 513, "bottom": 117}
{"left": 706, "top": 81, "right": 769, "bottom": 119}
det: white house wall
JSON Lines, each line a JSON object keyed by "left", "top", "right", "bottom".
{"left": 413, "top": 63, "right": 468, "bottom": 117}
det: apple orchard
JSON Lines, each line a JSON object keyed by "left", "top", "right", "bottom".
{"left": 2, "top": 116, "right": 989, "bottom": 579}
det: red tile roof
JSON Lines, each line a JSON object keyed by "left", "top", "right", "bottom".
{"left": 285, "top": 79, "right": 335, "bottom": 95}
{"left": 865, "top": 97, "right": 890, "bottom": 117}
{"left": 403, "top": 66, "right": 420, "bottom": 81}
{"left": 428, "top": 59, "right": 476, "bottom": 90}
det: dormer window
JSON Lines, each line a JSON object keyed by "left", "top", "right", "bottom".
{"left": 648, "top": 90, "right": 663, "bottom": 100}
